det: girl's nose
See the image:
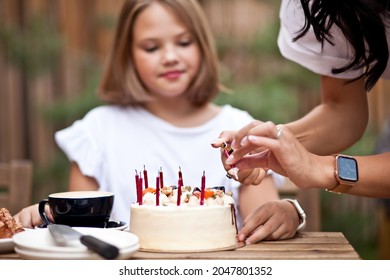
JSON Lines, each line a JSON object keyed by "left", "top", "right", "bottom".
{"left": 162, "top": 47, "right": 178, "bottom": 65}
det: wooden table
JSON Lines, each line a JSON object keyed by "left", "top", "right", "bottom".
{"left": 0, "top": 232, "right": 360, "bottom": 260}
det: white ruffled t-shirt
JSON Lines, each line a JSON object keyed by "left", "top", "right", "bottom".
{"left": 278, "top": 0, "right": 390, "bottom": 80}
{"left": 55, "top": 104, "right": 283, "bottom": 228}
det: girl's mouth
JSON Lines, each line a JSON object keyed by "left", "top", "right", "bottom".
{"left": 161, "top": 70, "right": 182, "bottom": 80}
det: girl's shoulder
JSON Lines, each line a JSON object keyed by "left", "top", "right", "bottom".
{"left": 220, "top": 104, "right": 253, "bottom": 119}
{"left": 217, "top": 105, "right": 254, "bottom": 128}
{"left": 83, "top": 105, "right": 141, "bottom": 121}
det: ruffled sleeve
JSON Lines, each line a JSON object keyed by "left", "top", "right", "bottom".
{"left": 54, "top": 113, "right": 106, "bottom": 186}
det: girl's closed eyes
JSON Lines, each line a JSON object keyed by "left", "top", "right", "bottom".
{"left": 137, "top": 33, "right": 195, "bottom": 53}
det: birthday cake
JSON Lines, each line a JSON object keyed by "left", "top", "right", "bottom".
{"left": 129, "top": 186, "right": 238, "bottom": 252}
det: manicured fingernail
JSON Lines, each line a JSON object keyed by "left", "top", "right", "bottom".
{"left": 241, "top": 136, "right": 249, "bottom": 146}
{"left": 228, "top": 167, "right": 239, "bottom": 180}
{"left": 210, "top": 138, "right": 222, "bottom": 145}
{"left": 231, "top": 140, "right": 238, "bottom": 149}
{"left": 247, "top": 135, "right": 259, "bottom": 142}
{"left": 226, "top": 155, "right": 234, "bottom": 164}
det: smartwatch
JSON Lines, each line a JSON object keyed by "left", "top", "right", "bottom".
{"left": 326, "top": 154, "right": 358, "bottom": 194}
{"left": 283, "top": 199, "right": 306, "bottom": 231}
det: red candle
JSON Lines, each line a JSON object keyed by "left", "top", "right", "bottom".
{"left": 135, "top": 170, "right": 141, "bottom": 205}
{"left": 177, "top": 177, "right": 183, "bottom": 206}
{"left": 138, "top": 175, "right": 143, "bottom": 205}
{"left": 143, "top": 165, "right": 149, "bottom": 189}
{"left": 178, "top": 167, "right": 183, "bottom": 186}
{"left": 156, "top": 173, "right": 160, "bottom": 206}
{"left": 224, "top": 148, "right": 236, "bottom": 168}
{"left": 200, "top": 171, "right": 206, "bottom": 205}
{"left": 159, "top": 167, "right": 164, "bottom": 189}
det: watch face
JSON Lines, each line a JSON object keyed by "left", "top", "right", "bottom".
{"left": 337, "top": 156, "right": 358, "bottom": 182}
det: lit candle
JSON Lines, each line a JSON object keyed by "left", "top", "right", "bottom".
{"left": 177, "top": 177, "right": 183, "bottom": 206}
{"left": 156, "top": 172, "right": 160, "bottom": 206}
{"left": 200, "top": 171, "right": 206, "bottom": 205}
{"left": 159, "top": 167, "right": 164, "bottom": 189}
{"left": 143, "top": 165, "right": 149, "bottom": 189}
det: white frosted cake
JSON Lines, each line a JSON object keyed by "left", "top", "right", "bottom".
{"left": 129, "top": 186, "right": 238, "bottom": 252}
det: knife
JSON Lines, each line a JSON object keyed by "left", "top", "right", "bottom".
{"left": 48, "top": 224, "right": 120, "bottom": 259}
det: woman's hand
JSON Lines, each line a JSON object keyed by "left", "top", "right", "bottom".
{"left": 222, "top": 121, "right": 334, "bottom": 189}
{"left": 211, "top": 131, "right": 267, "bottom": 186}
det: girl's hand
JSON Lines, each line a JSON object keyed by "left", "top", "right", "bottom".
{"left": 238, "top": 200, "right": 299, "bottom": 243}
{"left": 13, "top": 204, "right": 50, "bottom": 228}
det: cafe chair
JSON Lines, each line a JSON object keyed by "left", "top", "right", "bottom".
{"left": 0, "top": 159, "right": 33, "bottom": 215}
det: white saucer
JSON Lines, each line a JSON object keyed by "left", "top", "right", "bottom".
{"left": 13, "top": 227, "right": 139, "bottom": 259}
{"left": 36, "top": 220, "right": 128, "bottom": 231}
{"left": 105, "top": 220, "right": 128, "bottom": 231}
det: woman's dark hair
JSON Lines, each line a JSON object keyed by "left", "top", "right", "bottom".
{"left": 296, "top": 0, "right": 390, "bottom": 91}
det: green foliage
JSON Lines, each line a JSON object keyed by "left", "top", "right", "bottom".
{"left": 32, "top": 152, "right": 70, "bottom": 200}
{"left": 0, "top": 16, "right": 62, "bottom": 78}
{"left": 249, "top": 20, "right": 280, "bottom": 56}
{"left": 343, "top": 125, "right": 377, "bottom": 156}
{"left": 215, "top": 79, "right": 299, "bottom": 124}
{"left": 42, "top": 69, "right": 103, "bottom": 127}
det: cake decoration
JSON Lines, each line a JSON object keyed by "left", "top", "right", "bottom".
{"left": 129, "top": 167, "right": 238, "bottom": 252}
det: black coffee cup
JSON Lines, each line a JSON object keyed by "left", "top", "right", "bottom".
{"left": 38, "top": 191, "right": 114, "bottom": 228}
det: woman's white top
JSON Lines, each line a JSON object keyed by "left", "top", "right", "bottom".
{"left": 278, "top": 0, "right": 390, "bottom": 80}
{"left": 55, "top": 104, "right": 284, "bottom": 228}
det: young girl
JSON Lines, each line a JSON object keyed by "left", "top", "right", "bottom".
{"left": 15, "top": 0, "right": 302, "bottom": 243}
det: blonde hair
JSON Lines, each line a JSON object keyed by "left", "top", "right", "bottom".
{"left": 98, "top": 0, "right": 221, "bottom": 106}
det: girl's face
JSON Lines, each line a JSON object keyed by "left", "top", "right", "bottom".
{"left": 132, "top": 3, "right": 201, "bottom": 99}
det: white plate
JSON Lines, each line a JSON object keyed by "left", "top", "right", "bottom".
{"left": 0, "top": 238, "right": 14, "bottom": 253}
{"left": 0, "top": 228, "right": 32, "bottom": 253}
{"left": 15, "top": 243, "right": 139, "bottom": 260}
{"left": 13, "top": 227, "right": 139, "bottom": 258}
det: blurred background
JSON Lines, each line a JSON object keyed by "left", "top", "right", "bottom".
{"left": 1, "top": 0, "right": 389, "bottom": 259}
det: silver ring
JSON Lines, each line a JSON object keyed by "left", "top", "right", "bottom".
{"left": 226, "top": 172, "right": 232, "bottom": 179}
{"left": 276, "top": 126, "right": 283, "bottom": 139}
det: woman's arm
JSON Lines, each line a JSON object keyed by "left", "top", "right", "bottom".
{"left": 322, "top": 153, "right": 390, "bottom": 198}
{"left": 286, "top": 76, "right": 368, "bottom": 155}
{"left": 230, "top": 123, "right": 390, "bottom": 198}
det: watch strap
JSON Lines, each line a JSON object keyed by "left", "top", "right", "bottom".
{"left": 325, "top": 154, "right": 356, "bottom": 194}
{"left": 325, "top": 184, "right": 353, "bottom": 194}
{"left": 283, "top": 199, "right": 306, "bottom": 231}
